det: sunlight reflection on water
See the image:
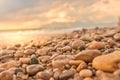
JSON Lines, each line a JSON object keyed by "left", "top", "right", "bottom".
{"left": 0, "top": 30, "right": 57, "bottom": 47}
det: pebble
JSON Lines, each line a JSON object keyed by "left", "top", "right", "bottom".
{"left": 39, "top": 56, "right": 50, "bottom": 63}
{"left": 71, "top": 39, "right": 85, "bottom": 49}
{"left": 30, "top": 54, "right": 39, "bottom": 64}
{"left": 62, "top": 40, "right": 70, "bottom": 45}
{"left": 0, "top": 68, "right": 5, "bottom": 72}
{"left": 52, "top": 55, "right": 73, "bottom": 68}
{"left": 61, "top": 46, "right": 72, "bottom": 52}
{"left": 53, "top": 69, "right": 62, "bottom": 80}
{"left": 69, "top": 60, "right": 84, "bottom": 66}
{"left": 92, "top": 51, "right": 120, "bottom": 72}
{"left": 36, "top": 48, "right": 49, "bottom": 56}
{"left": 14, "top": 50, "right": 24, "bottom": 58}
{"left": 19, "top": 58, "right": 30, "bottom": 64}
{"left": 0, "top": 61, "right": 19, "bottom": 69}
{"left": 84, "top": 77, "right": 93, "bottom": 80}
{"left": 79, "top": 69, "right": 93, "bottom": 78}
{"left": 114, "top": 69, "right": 120, "bottom": 76}
{"left": 76, "top": 61, "right": 87, "bottom": 72}
{"left": 24, "top": 49, "right": 35, "bottom": 55}
{"left": 36, "top": 71, "right": 51, "bottom": 80}
{"left": 0, "top": 50, "right": 14, "bottom": 57}
{"left": 80, "top": 35, "right": 93, "bottom": 41}
{"left": 26, "top": 65, "right": 45, "bottom": 75}
{"left": 107, "top": 39, "right": 115, "bottom": 46}
{"left": 104, "top": 30, "right": 116, "bottom": 37}
{"left": 75, "top": 50, "right": 101, "bottom": 62}
{"left": 114, "top": 33, "right": 120, "bottom": 41}
{"left": 92, "top": 35, "right": 103, "bottom": 41}
{"left": 59, "top": 70, "right": 75, "bottom": 80}
{"left": 74, "top": 73, "right": 83, "bottom": 80}
{"left": 0, "top": 70, "right": 13, "bottom": 80}
{"left": 96, "top": 70, "right": 120, "bottom": 80}
{"left": 87, "top": 41, "right": 105, "bottom": 49}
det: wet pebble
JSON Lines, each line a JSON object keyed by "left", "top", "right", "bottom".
{"left": 30, "top": 54, "right": 39, "bottom": 64}
{"left": 114, "top": 33, "right": 120, "bottom": 41}
{"left": 87, "top": 41, "right": 105, "bottom": 49}
{"left": 36, "top": 48, "right": 49, "bottom": 56}
{"left": 19, "top": 58, "right": 30, "bottom": 64}
{"left": 14, "top": 50, "right": 24, "bottom": 58}
{"left": 75, "top": 50, "right": 101, "bottom": 62}
{"left": 36, "top": 71, "right": 51, "bottom": 80}
{"left": 0, "top": 50, "right": 14, "bottom": 57}
{"left": 0, "top": 61, "right": 19, "bottom": 69}
{"left": 92, "top": 51, "right": 120, "bottom": 72}
{"left": 79, "top": 69, "right": 93, "bottom": 78}
{"left": 59, "top": 70, "right": 75, "bottom": 80}
{"left": 0, "top": 70, "right": 13, "bottom": 80}
{"left": 24, "top": 49, "right": 35, "bottom": 55}
{"left": 71, "top": 39, "right": 85, "bottom": 49}
{"left": 26, "top": 65, "right": 45, "bottom": 75}
{"left": 52, "top": 55, "right": 73, "bottom": 68}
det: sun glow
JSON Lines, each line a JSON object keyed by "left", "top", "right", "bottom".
{"left": 58, "top": 12, "right": 66, "bottom": 18}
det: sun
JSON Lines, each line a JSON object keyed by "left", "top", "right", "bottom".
{"left": 58, "top": 12, "right": 66, "bottom": 18}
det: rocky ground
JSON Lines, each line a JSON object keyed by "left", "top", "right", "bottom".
{"left": 0, "top": 27, "right": 120, "bottom": 80}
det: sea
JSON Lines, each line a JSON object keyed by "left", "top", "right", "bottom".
{"left": 0, "top": 26, "right": 114, "bottom": 47}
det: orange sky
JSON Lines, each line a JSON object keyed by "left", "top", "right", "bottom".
{"left": 0, "top": 0, "right": 120, "bottom": 30}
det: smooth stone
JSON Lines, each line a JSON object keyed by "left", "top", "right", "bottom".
{"left": 36, "top": 48, "right": 49, "bottom": 56}
{"left": 24, "top": 49, "right": 35, "bottom": 55}
{"left": 114, "top": 69, "right": 120, "bottom": 76}
{"left": 54, "top": 69, "right": 62, "bottom": 80}
{"left": 71, "top": 39, "right": 85, "bottom": 49}
{"left": 62, "top": 40, "right": 70, "bottom": 45}
{"left": 30, "top": 54, "right": 39, "bottom": 64}
{"left": 74, "top": 73, "right": 83, "bottom": 80}
{"left": 96, "top": 70, "right": 120, "bottom": 80}
{"left": 52, "top": 55, "right": 74, "bottom": 68}
{"left": 80, "top": 35, "right": 93, "bottom": 41}
{"left": 79, "top": 69, "right": 93, "bottom": 78}
{"left": 36, "top": 71, "right": 51, "bottom": 80}
{"left": 84, "top": 77, "right": 93, "bottom": 80}
{"left": 0, "top": 70, "right": 13, "bottom": 80}
{"left": 0, "top": 61, "right": 19, "bottom": 69}
{"left": 114, "top": 33, "right": 120, "bottom": 41}
{"left": 75, "top": 50, "right": 101, "bottom": 62}
{"left": 92, "top": 51, "right": 120, "bottom": 72}
{"left": 19, "top": 58, "right": 30, "bottom": 64}
{"left": 59, "top": 70, "right": 75, "bottom": 80}
{"left": 26, "top": 65, "right": 44, "bottom": 75}
{"left": 39, "top": 56, "right": 50, "bottom": 63}
{"left": 92, "top": 35, "right": 103, "bottom": 41}
{"left": 61, "top": 46, "right": 72, "bottom": 52}
{"left": 87, "top": 41, "right": 105, "bottom": 49}
{"left": 14, "top": 50, "right": 24, "bottom": 58}
{"left": 76, "top": 61, "right": 87, "bottom": 72}
{"left": 104, "top": 30, "right": 116, "bottom": 37}
{"left": 0, "top": 50, "right": 14, "bottom": 57}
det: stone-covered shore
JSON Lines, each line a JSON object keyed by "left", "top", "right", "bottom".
{"left": 0, "top": 27, "right": 120, "bottom": 80}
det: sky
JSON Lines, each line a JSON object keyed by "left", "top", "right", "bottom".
{"left": 0, "top": 0, "right": 120, "bottom": 30}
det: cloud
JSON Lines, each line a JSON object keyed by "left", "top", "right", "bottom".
{"left": 0, "top": 0, "right": 120, "bottom": 30}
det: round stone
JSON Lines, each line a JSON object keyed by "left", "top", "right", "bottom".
{"left": 26, "top": 65, "right": 44, "bottom": 75}
{"left": 79, "top": 69, "right": 93, "bottom": 78}
{"left": 71, "top": 39, "right": 85, "bottom": 49}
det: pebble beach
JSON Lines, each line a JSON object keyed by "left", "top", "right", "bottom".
{"left": 0, "top": 27, "right": 120, "bottom": 80}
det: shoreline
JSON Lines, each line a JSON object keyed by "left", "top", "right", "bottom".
{"left": 0, "top": 27, "right": 120, "bottom": 80}
{"left": 0, "top": 26, "right": 117, "bottom": 47}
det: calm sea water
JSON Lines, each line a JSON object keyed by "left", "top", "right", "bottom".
{"left": 0, "top": 26, "right": 113, "bottom": 47}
